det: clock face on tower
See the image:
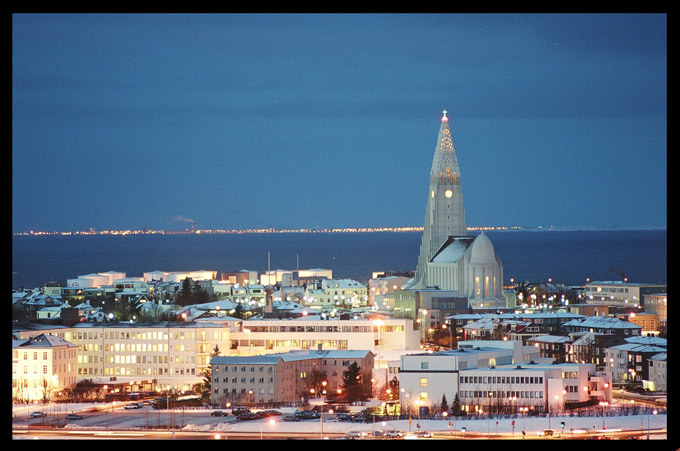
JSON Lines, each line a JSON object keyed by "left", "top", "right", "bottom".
{"left": 445, "top": 189, "right": 453, "bottom": 198}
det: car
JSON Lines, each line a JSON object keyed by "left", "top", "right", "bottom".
{"left": 211, "top": 410, "right": 228, "bottom": 417}
{"left": 294, "top": 410, "right": 318, "bottom": 420}
{"left": 124, "top": 402, "right": 143, "bottom": 409}
{"left": 66, "top": 413, "right": 83, "bottom": 420}
{"left": 30, "top": 411, "right": 47, "bottom": 418}
{"left": 344, "top": 432, "right": 361, "bottom": 440}
{"left": 236, "top": 412, "right": 258, "bottom": 420}
{"left": 282, "top": 414, "right": 300, "bottom": 422}
{"left": 256, "top": 409, "right": 281, "bottom": 417}
{"left": 416, "top": 430, "right": 433, "bottom": 438}
{"left": 386, "top": 430, "right": 404, "bottom": 438}
{"left": 538, "top": 429, "right": 554, "bottom": 436}
{"left": 231, "top": 406, "right": 250, "bottom": 415}
{"left": 336, "top": 413, "right": 353, "bottom": 421}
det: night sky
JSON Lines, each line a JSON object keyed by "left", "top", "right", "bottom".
{"left": 12, "top": 13, "right": 667, "bottom": 233}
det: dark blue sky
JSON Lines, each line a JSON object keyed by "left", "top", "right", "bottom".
{"left": 12, "top": 14, "right": 667, "bottom": 233}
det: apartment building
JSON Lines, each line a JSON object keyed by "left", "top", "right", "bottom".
{"left": 12, "top": 334, "right": 78, "bottom": 402}
{"left": 210, "top": 349, "right": 374, "bottom": 406}
{"left": 14, "top": 321, "right": 229, "bottom": 393}
{"left": 222, "top": 316, "right": 419, "bottom": 356}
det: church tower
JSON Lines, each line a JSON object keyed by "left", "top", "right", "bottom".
{"left": 411, "top": 110, "right": 467, "bottom": 289}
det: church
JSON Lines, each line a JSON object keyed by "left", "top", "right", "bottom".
{"left": 403, "top": 110, "right": 506, "bottom": 312}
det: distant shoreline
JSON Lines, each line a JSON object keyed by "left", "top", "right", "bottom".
{"left": 13, "top": 225, "right": 666, "bottom": 237}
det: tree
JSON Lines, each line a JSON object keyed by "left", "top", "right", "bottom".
{"left": 341, "top": 361, "right": 367, "bottom": 404}
{"left": 440, "top": 394, "right": 449, "bottom": 414}
{"left": 197, "top": 345, "right": 221, "bottom": 402}
{"left": 192, "top": 280, "right": 210, "bottom": 304}
{"left": 451, "top": 392, "right": 462, "bottom": 416}
{"left": 177, "top": 278, "right": 193, "bottom": 306}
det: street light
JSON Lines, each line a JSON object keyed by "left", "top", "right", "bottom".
{"left": 599, "top": 401, "right": 609, "bottom": 434}
{"left": 261, "top": 418, "right": 276, "bottom": 440}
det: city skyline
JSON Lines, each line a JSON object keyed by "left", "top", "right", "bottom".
{"left": 12, "top": 14, "right": 667, "bottom": 233}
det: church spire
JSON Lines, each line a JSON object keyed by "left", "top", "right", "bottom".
{"left": 430, "top": 109, "right": 460, "bottom": 184}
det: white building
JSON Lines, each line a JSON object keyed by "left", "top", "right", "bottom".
{"left": 304, "top": 279, "right": 368, "bottom": 309}
{"left": 646, "top": 352, "right": 667, "bottom": 392}
{"left": 398, "top": 340, "right": 540, "bottom": 413}
{"left": 12, "top": 334, "right": 78, "bottom": 403}
{"left": 458, "top": 361, "right": 611, "bottom": 415}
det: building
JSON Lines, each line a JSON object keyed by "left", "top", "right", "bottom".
{"left": 458, "top": 362, "right": 611, "bottom": 415}
{"left": 645, "top": 352, "right": 667, "bottom": 392}
{"left": 304, "top": 279, "right": 368, "bottom": 310}
{"left": 584, "top": 281, "right": 666, "bottom": 308}
{"left": 210, "top": 349, "right": 374, "bottom": 406}
{"left": 368, "top": 275, "right": 411, "bottom": 309}
{"left": 14, "top": 322, "right": 230, "bottom": 393}
{"left": 405, "top": 111, "right": 505, "bottom": 310}
{"left": 563, "top": 315, "right": 641, "bottom": 339}
{"left": 12, "top": 334, "right": 78, "bottom": 403}
{"left": 643, "top": 293, "right": 667, "bottom": 320}
{"left": 605, "top": 342, "right": 667, "bottom": 385}
{"left": 526, "top": 335, "right": 571, "bottom": 363}
{"left": 398, "top": 340, "right": 540, "bottom": 414}
{"left": 221, "top": 316, "right": 419, "bottom": 357}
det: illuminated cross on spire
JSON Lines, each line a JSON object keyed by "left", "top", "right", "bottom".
{"left": 441, "top": 109, "right": 448, "bottom": 121}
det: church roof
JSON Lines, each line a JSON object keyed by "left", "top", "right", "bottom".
{"left": 430, "top": 236, "right": 475, "bottom": 263}
{"left": 469, "top": 232, "right": 497, "bottom": 264}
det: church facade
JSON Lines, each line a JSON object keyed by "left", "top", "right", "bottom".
{"left": 406, "top": 111, "right": 506, "bottom": 310}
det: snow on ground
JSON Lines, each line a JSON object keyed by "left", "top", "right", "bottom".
{"left": 13, "top": 402, "right": 668, "bottom": 439}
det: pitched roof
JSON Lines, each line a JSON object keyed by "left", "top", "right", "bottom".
{"left": 17, "top": 333, "right": 76, "bottom": 348}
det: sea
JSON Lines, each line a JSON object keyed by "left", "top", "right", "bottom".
{"left": 11, "top": 229, "right": 667, "bottom": 290}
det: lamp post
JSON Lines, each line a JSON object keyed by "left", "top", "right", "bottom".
{"left": 261, "top": 418, "right": 276, "bottom": 440}
{"left": 647, "top": 409, "right": 658, "bottom": 440}
{"left": 599, "top": 401, "right": 608, "bottom": 436}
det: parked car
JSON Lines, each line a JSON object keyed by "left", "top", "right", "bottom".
{"left": 282, "top": 414, "right": 300, "bottom": 422}
{"left": 351, "top": 414, "right": 370, "bottom": 423}
{"left": 29, "top": 411, "right": 46, "bottom": 418}
{"left": 256, "top": 409, "right": 282, "bottom": 418}
{"left": 336, "top": 413, "right": 353, "bottom": 421}
{"left": 386, "top": 429, "right": 404, "bottom": 438}
{"left": 236, "top": 412, "right": 258, "bottom": 421}
{"left": 211, "top": 410, "right": 228, "bottom": 417}
{"left": 124, "top": 402, "right": 143, "bottom": 409}
{"left": 231, "top": 406, "right": 250, "bottom": 415}
{"left": 66, "top": 413, "right": 83, "bottom": 420}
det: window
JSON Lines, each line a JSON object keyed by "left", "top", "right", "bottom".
{"left": 420, "top": 378, "right": 428, "bottom": 387}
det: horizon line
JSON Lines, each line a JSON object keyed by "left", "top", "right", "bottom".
{"left": 13, "top": 224, "right": 667, "bottom": 236}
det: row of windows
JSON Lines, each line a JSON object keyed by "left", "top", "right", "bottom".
{"left": 70, "top": 330, "right": 222, "bottom": 341}
{"left": 215, "top": 366, "right": 274, "bottom": 373}
{"left": 215, "top": 387, "right": 274, "bottom": 395}
{"left": 79, "top": 366, "right": 197, "bottom": 376}
{"left": 460, "top": 390, "right": 544, "bottom": 399}
{"left": 214, "top": 377, "right": 274, "bottom": 384}
{"left": 461, "top": 375, "right": 544, "bottom": 385}
{"left": 243, "top": 325, "right": 399, "bottom": 333}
